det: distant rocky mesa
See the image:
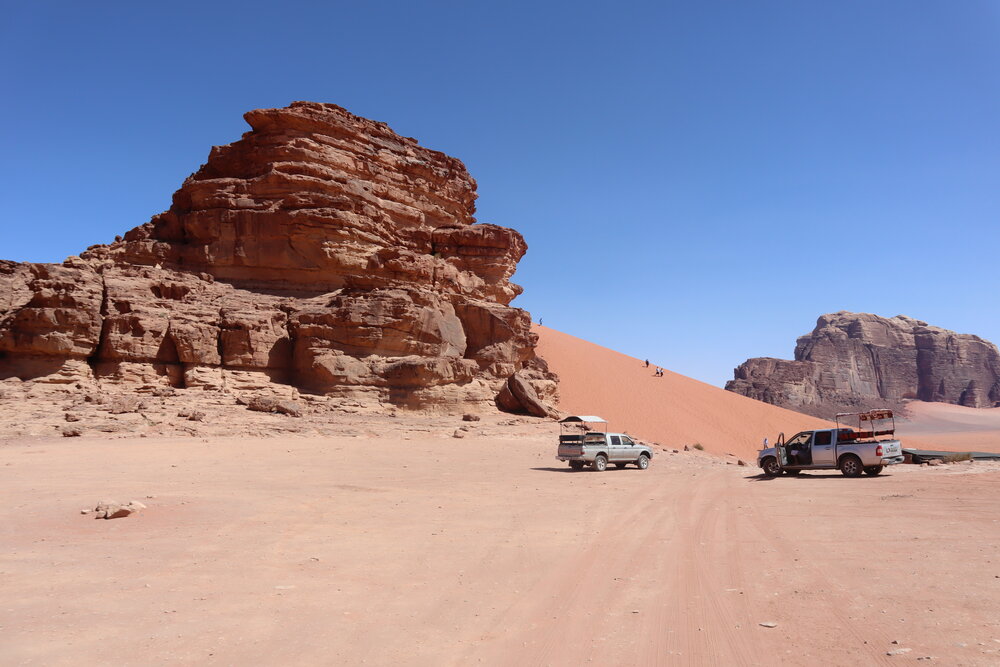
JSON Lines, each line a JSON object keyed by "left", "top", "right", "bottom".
{"left": 0, "top": 102, "right": 556, "bottom": 415}
{"left": 726, "top": 311, "right": 1000, "bottom": 418}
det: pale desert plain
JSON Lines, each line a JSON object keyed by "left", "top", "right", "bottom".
{"left": 2, "top": 327, "right": 1000, "bottom": 666}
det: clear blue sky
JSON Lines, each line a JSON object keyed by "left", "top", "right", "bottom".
{"left": 3, "top": 1, "right": 998, "bottom": 386}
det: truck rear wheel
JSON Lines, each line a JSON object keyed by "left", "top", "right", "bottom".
{"left": 864, "top": 465, "right": 883, "bottom": 476}
{"left": 569, "top": 460, "right": 585, "bottom": 470}
{"left": 636, "top": 454, "right": 650, "bottom": 470}
{"left": 762, "top": 457, "right": 781, "bottom": 477}
{"left": 840, "top": 455, "right": 863, "bottom": 478}
{"left": 593, "top": 454, "right": 608, "bottom": 472}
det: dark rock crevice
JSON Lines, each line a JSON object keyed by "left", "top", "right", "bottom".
{"left": 85, "top": 271, "right": 110, "bottom": 376}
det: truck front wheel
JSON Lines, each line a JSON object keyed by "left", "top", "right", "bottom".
{"left": 593, "top": 454, "right": 608, "bottom": 472}
{"left": 840, "top": 455, "right": 863, "bottom": 478}
{"left": 762, "top": 457, "right": 781, "bottom": 477}
{"left": 636, "top": 454, "right": 650, "bottom": 470}
{"left": 864, "top": 465, "right": 884, "bottom": 476}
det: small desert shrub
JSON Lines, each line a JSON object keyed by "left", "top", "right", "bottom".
{"left": 693, "top": 443, "right": 704, "bottom": 451}
{"left": 941, "top": 452, "right": 972, "bottom": 463}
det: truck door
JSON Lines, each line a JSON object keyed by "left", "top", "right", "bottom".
{"left": 781, "top": 432, "right": 811, "bottom": 466}
{"left": 811, "top": 430, "right": 835, "bottom": 466}
{"left": 620, "top": 435, "right": 637, "bottom": 461}
{"left": 775, "top": 433, "right": 788, "bottom": 467}
{"left": 609, "top": 435, "right": 624, "bottom": 461}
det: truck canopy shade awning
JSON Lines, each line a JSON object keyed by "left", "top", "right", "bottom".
{"left": 559, "top": 415, "right": 607, "bottom": 424}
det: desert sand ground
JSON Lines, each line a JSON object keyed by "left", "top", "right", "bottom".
{"left": 3, "top": 418, "right": 1000, "bottom": 666}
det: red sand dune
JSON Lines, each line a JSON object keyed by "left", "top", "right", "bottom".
{"left": 534, "top": 325, "right": 829, "bottom": 460}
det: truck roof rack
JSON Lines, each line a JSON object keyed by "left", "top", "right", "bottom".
{"left": 835, "top": 409, "right": 894, "bottom": 421}
{"left": 835, "top": 409, "right": 895, "bottom": 439}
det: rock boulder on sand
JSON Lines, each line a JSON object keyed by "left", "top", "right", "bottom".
{"left": 93, "top": 500, "right": 147, "bottom": 520}
{"left": 495, "top": 371, "right": 558, "bottom": 418}
{"left": 245, "top": 395, "right": 303, "bottom": 418}
{"left": 0, "top": 102, "right": 556, "bottom": 414}
{"left": 726, "top": 311, "right": 1000, "bottom": 417}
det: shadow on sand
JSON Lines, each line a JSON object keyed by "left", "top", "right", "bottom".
{"left": 746, "top": 472, "right": 896, "bottom": 482}
{"left": 530, "top": 466, "right": 641, "bottom": 473}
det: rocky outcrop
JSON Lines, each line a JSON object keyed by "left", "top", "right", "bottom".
{"left": 0, "top": 102, "right": 557, "bottom": 414}
{"left": 726, "top": 312, "right": 1000, "bottom": 417}
{"left": 495, "top": 371, "right": 558, "bottom": 419}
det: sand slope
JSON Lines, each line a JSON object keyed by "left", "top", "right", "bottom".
{"left": 535, "top": 325, "right": 829, "bottom": 460}
{"left": 897, "top": 401, "right": 1000, "bottom": 452}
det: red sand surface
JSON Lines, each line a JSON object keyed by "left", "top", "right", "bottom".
{"left": 535, "top": 325, "right": 829, "bottom": 460}
{"left": 3, "top": 425, "right": 999, "bottom": 665}
{"left": 897, "top": 401, "right": 1000, "bottom": 452}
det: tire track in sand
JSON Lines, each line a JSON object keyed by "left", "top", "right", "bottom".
{"left": 468, "top": 468, "right": 692, "bottom": 666}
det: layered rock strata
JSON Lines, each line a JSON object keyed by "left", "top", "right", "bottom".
{"left": 0, "top": 102, "right": 556, "bottom": 413}
{"left": 726, "top": 312, "right": 1000, "bottom": 417}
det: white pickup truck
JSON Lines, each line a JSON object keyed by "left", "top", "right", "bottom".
{"left": 556, "top": 415, "right": 653, "bottom": 471}
{"left": 758, "top": 409, "right": 904, "bottom": 477}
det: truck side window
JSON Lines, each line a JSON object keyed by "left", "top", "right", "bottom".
{"left": 610, "top": 435, "right": 621, "bottom": 446}
{"left": 787, "top": 433, "right": 809, "bottom": 446}
{"left": 621, "top": 436, "right": 633, "bottom": 446}
{"left": 815, "top": 431, "right": 832, "bottom": 446}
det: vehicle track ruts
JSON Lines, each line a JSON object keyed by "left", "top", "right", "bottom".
{"left": 689, "top": 473, "right": 760, "bottom": 665}
{"left": 742, "top": 490, "right": 896, "bottom": 665}
{"left": 467, "top": 469, "right": 687, "bottom": 665}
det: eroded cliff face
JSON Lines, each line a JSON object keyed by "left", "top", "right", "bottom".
{"left": 0, "top": 102, "right": 556, "bottom": 413}
{"left": 725, "top": 312, "right": 1000, "bottom": 418}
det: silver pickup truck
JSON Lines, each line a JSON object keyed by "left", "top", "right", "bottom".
{"left": 758, "top": 409, "right": 904, "bottom": 477}
{"left": 556, "top": 415, "right": 653, "bottom": 471}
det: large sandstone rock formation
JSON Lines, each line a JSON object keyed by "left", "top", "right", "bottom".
{"left": 726, "top": 312, "right": 1000, "bottom": 417}
{"left": 0, "top": 102, "right": 556, "bottom": 414}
